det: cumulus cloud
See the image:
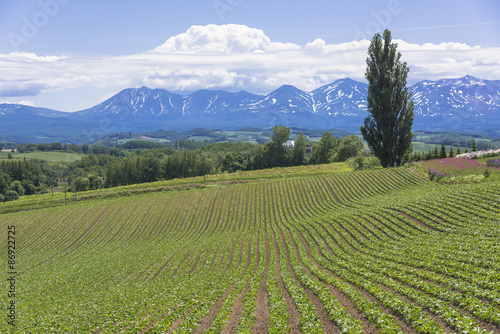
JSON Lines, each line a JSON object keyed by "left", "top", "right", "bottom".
{"left": 152, "top": 24, "right": 300, "bottom": 53}
{"left": 305, "top": 39, "right": 370, "bottom": 52}
{"left": 0, "top": 24, "right": 498, "bottom": 110}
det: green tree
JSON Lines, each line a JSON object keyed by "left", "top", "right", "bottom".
{"left": 251, "top": 145, "right": 267, "bottom": 170}
{"left": 360, "top": 29, "right": 414, "bottom": 167}
{"left": 471, "top": 138, "right": 477, "bottom": 152}
{"left": 82, "top": 142, "right": 90, "bottom": 154}
{"left": 266, "top": 125, "right": 290, "bottom": 168}
{"left": 0, "top": 171, "right": 10, "bottom": 195}
{"left": 311, "top": 131, "right": 337, "bottom": 164}
{"left": 336, "top": 135, "right": 364, "bottom": 162}
{"left": 448, "top": 146, "right": 455, "bottom": 158}
{"left": 21, "top": 180, "right": 36, "bottom": 195}
{"left": 4, "top": 190, "right": 19, "bottom": 202}
{"left": 88, "top": 174, "right": 103, "bottom": 190}
{"left": 456, "top": 145, "right": 462, "bottom": 155}
{"left": 10, "top": 180, "right": 25, "bottom": 196}
{"left": 433, "top": 146, "right": 439, "bottom": 159}
{"left": 440, "top": 144, "right": 447, "bottom": 158}
{"left": 7, "top": 152, "right": 12, "bottom": 159}
{"left": 292, "top": 132, "right": 307, "bottom": 166}
{"left": 74, "top": 177, "right": 90, "bottom": 192}
{"left": 222, "top": 153, "right": 244, "bottom": 173}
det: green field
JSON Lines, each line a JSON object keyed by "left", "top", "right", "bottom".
{"left": 1, "top": 164, "right": 499, "bottom": 333}
{"left": 0, "top": 151, "right": 83, "bottom": 163}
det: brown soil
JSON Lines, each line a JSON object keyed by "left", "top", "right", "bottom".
{"left": 320, "top": 176, "right": 343, "bottom": 205}
{"left": 278, "top": 225, "right": 341, "bottom": 334}
{"left": 270, "top": 226, "right": 301, "bottom": 333}
{"left": 193, "top": 282, "right": 238, "bottom": 334}
{"left": 221, "top": 283, "right": 250, "bottom": 334}
{"left": 171, "top": 252, "right": 193, "bottom": 277}
{"left": 245, "top": 234, "right": 253, "bottom": 270}
{"left": 253, "top": 232, "right": 271, "bottom": 334}
{"left": 392, "top": 209, "right": 437, "bottom": 231}
{"left": 304, "top": 222, "right": 416, "bottom": 334}
{"left": 188, "top": 250, "right": 204, "bottom": 275}
{"left": 361, "top": 217, "right": 392, "bottom": 240}
{"left": 285, "top": 228, "right": 340, "bottom": 334}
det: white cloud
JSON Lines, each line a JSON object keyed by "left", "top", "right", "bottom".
{"left": 393, "top": 39, "right": 480, "bottom": 51}
{"left": 0, "top": 24, "right": 498, "bottom": 110}
{"left": 3, "top": 52, "right": 66, "bottom": 62}
{"left": 305, "top": 39, "right": 370, "bottom": 53}
{"left": 152, "top": 24, "right": 301, "bottom": 53}
{"left": 0, "top": 100, "right": 36, "bottom": 107}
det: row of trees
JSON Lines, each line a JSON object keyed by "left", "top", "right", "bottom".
{"left": 219, "top": 126, "right": 364, "bottom": 172}
{"left": 410, "top": 144, "right": 471, "bottom": 161}
{"left": 0, "top": 160, "right": 53, "bottom": 202}
{"left": 84, "top": 126, "right": 365, "bottom": 189}
{"left": 17, "top": 142, "right": 123, "bottom": 156}
{"left": 105, "top": 151, "right": 213, "bottom": 187}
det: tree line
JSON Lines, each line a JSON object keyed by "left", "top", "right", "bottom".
{"left": 0, "top": 126, "right": 365, "bottom": 199}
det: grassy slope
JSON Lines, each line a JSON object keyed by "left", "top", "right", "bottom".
{"left": 0, "top": 162, "right": 352, "bottom": 215}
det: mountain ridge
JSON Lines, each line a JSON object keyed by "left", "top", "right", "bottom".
{"left": 1, "top": 75, "right": 500, "bottom": 143}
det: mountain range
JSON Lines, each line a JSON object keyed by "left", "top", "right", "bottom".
{"left": 1, "top": 75, "right": 499, "bottom": 144}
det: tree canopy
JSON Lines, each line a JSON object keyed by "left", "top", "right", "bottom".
{"left": 360, "top": 29, "right": 414, "bottom": 167}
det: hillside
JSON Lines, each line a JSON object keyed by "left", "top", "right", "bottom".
{"left": 1, "top": 165, "right": 499, "bottom": 333}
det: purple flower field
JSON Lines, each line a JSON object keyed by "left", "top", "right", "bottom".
{"left": 487, "top": 159, "right": 500, "bottom": 168}
{"left": 420, "top": 157, "right": 494, "bottom": 175}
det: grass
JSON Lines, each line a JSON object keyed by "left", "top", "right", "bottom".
{"left": 0, "top": 151, "right": 83, "bottom": 162}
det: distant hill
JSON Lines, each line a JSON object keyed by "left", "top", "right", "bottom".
{"left": 1, "top": 75, "right": 499, "bottom": 144}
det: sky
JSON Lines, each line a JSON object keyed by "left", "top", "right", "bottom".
{"left": 0, "top": 0, "right": 499, "bottom": 111}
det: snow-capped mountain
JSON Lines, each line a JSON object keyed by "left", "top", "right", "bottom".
{"left": 70, "top": 75, "right": 500, "bottom": 122}
{"left": 74, "top": 87, "right": 262, "bottom": 119}
{"left": 249, "top": 84, "right": 315, "bottom": 114}
{"left": 409, "top": 75, "right": 500, "bottom": 134}
{"left": 0, "top": 103, "right": 67, "bottom": 118}
{"left": 311, "top": 78, "right": 368, "bottom": 117}
{"left": 411, "top": 75, "right": 500, "bottom": 117}
{"left": 1, "top": 75, "right": 499, "bottom": 143}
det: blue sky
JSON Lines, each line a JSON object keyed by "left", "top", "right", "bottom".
{"left": 1, "top": 0, "right": 499, "bottom": 111}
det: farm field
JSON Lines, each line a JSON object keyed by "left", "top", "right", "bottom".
{"left": 1, "top": 166, "right": 500, "bottom": 333}
{"left": 0, "top": 151, "right": 83, "bottom": 163}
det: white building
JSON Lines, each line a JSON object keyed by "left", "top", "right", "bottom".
{"left": 283, "top": 140, "right": 295, "bottom": 149}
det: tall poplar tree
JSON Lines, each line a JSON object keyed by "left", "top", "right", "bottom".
{"left": 360, "top": 29, "right": 414, "bottom": 167}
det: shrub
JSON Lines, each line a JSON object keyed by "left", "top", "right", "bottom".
{"left": 350, "top": 156, "right": 381, "bottom": 170}
{"left": 4, "top": 190, "right": 19, "bottom": 202}
{"left": 35, "top": 185, "right": 48, "bottom": 194}
{"left": 22, "top": 180, "right": 36, "bottom": 195}
{"left": 10, "top": 180, "right": 25, "bottom": 196}
{"left": 74, "top": 177, "right": 90, "bottom": 192}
